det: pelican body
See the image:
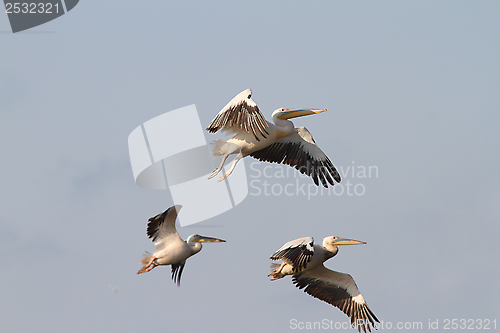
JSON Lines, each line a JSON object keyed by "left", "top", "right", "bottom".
{"left": 137, "top": 205, "right": 225, "bottom": 285}
{"left": 269, "top": 236, "right": 379, "bottom": 333}
{"left": 206, "top": 89, "right": 341, "bottom": 187}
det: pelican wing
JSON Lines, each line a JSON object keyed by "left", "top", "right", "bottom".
{"left": 293, "top": 265, "right": 379, "bottom": 333}
{"left": 250, "top": 127, "right": 341, "bottom": 187}
{"left": 171, "top": 260, "right": 186, "bottom": 286}
{"left": 206, "top": 89, "right": 269, "bottom": 141}
{"left": 146, "top": 205, "right": 183, "bottom": 249}
{"left": 270, "top": 237, "right": 314, "bottom": 272}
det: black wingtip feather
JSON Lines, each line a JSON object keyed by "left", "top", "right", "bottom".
{"left": 292, "top": 275, "right": 379, "bottom": 333}
{"left": 146, "top": 207, "right": 171, "bottom": 240}
{"left": 250, "top": 142, "right": 341, "bottom": 188}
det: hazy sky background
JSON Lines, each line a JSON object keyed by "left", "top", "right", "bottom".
{"left": 1, "top": 1, "right": 499, "bottom": 332}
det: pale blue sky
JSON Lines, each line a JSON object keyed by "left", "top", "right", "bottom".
{"left": 1, "top": 1, "right": 499, "bottom": 332}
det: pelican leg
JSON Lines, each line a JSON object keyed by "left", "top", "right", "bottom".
{"left": 218, "top": 151, "right": 243, "bottom": 182}
{"left": 137, "top": 257, "right": 157, "bottom": 274}
{"left": 268, "top": 262, "right": 287, "bottom": 281}
{"left": 137, "top": 263, "right": 157, "bottom": 274}
{"left": 208, "top": 153, "right": 230, "bottom": 179}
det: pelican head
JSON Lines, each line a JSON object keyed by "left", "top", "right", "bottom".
{"left": 272, "top": 108, "right": 327, "bottom": 120}
{"left": 326, "top": 236, "right": 366, "bottom": 246}
{"left": 187, "top": 234, "right": 226, "bottom": 243}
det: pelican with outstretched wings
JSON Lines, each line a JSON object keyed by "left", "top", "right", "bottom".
{"left": 269, "top": 236, "right": 379, "bottom": 333}
{"left": 206, "top": 89, "right": 341, "bottom": 187}
{"left": 137, "top": 205, "right": 225, "bottom": 285}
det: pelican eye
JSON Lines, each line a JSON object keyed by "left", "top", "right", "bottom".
{"left": 247, "top": 94, "right": 251, "bottom": 99}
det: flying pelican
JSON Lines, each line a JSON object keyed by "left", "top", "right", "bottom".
{"left": 206, "top": 89, "right": 341, "bottom": 187}
{"left": 137, "top": 205, "right": 225, "bottom": 285}
{"left": 268, "top": 236, "right": 379, "bottom": 333}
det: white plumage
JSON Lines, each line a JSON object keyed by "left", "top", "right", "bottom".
{"left": 206, "top": 89, "right": 341, "bottom": 187}
{"left": 137, "top": 205, "right": 225, "bottom": 285}
{"left": 269, "top": 236, "right": 379, "bottom": 333}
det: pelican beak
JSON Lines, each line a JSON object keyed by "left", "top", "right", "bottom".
{"left": 277, "top": 108, "right": 327, "bottom": 120}
{"left": 196, "top": 235, "right": 226, "bottom": 243}
{"left": 331, "top": 238, "right": 366, "bottom": 246}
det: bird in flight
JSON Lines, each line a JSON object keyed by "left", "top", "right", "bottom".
{"left": 269, "top": 236, "right": 379, "bottom": 333}
{"left": 206, "top": 89, "right": 341, "bottom": 187}
{"left": 137, "top": 205, "right": 225, "bottom": 285}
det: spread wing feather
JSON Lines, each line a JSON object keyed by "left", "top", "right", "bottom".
{"left": 293, "top": 265, "right": 379, "bottom": 333}
{"left": 206, "top": 89, "right": 269, "bottom": 141}
{"left": 146, "top": 205, "right": 183, "bottom": 250}
{"left": 250, "top": 127, "right": 341, "bottom": 187}
{"left": 171, "top": 260, "right": 186, "bottom": 286}
{"left": 270, "top": 237, "right": 315, "bottom": 272}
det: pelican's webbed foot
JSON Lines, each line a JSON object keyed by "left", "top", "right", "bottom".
{"left": 137, "top": 256, "right": 158, "bottom": 274}
{"left": 268, "top": 262, "right": 287, "bottom": 281}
